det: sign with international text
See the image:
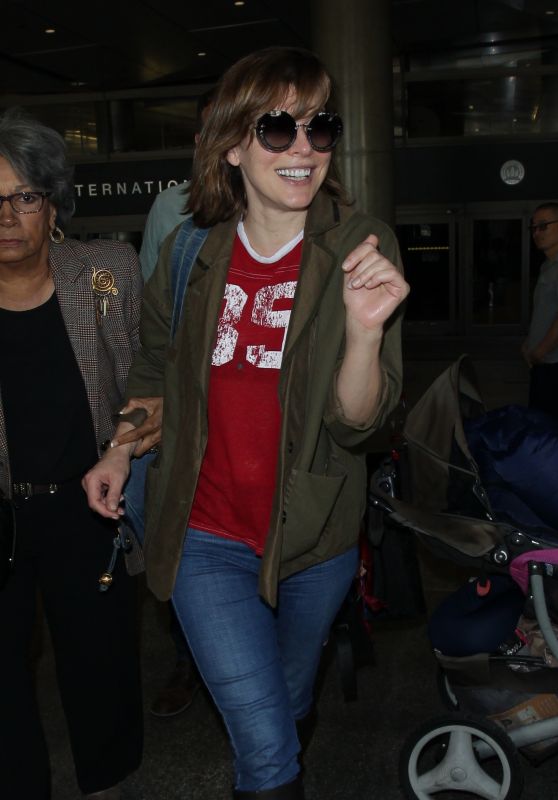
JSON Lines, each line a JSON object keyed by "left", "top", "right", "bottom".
{"left": 72, "top": 158, "right": 192, "bottom": 216}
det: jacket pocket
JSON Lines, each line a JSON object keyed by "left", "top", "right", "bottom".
{"left": 281, "top": 464, "right": 346, "bottom": 561}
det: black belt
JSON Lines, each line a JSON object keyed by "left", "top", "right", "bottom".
{"left": 12, "top": 477, "right": 81, "bottom": 500}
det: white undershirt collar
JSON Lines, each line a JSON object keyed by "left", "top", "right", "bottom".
{"left": 237, "top": 220, "right": 304, "bottom": 264}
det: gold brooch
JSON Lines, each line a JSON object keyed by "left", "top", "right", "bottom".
{"left": 92, "top": 268, "right": 119, "bottom": 325}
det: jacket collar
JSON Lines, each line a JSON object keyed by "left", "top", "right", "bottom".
{"left": 48, "top": 238, "right": 90, "bottom": 283}
{"left": 196, "top": 188, "right": 346, "bottom": 265}
{"left": 284, "top": 191, "right": 350, "bottom": 359}
{"left": 304, "top": 189, "right": 344, "bottom": 240}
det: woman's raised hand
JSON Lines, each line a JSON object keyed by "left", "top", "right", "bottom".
{"left": 341, "top": 234, "right": 409, "bottom": 334}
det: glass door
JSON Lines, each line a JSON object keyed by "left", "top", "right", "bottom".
{"left": 396, "top": 213, "right": 457, "bottom": 333}
{"left": 465, "top": 209, "right": 530, "bottom": 334}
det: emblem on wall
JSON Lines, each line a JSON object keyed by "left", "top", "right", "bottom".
{"left": 500, "top": 160, "right": 525, "bottom": 185}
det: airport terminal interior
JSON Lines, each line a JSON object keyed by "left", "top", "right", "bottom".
{"left": 3, "top": 1, "right": 558, "bottom": 797}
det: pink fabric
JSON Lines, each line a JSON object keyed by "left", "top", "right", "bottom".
{"left": 510, "top": 549, "right": 558, "bottom": 593}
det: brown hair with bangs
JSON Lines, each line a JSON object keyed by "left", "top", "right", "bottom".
{"left": 188, "top": 46, "right": 349, "bottom": 228}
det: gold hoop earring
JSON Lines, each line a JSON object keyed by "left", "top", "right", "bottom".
{"left": 49, "top": 226, "right": 65, "bottom": 244}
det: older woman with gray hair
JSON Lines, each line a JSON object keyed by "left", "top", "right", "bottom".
{"left": 0, "top": 109, "right": 149, "bottom": 799}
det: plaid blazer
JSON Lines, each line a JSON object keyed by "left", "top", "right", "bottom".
{"left": 0, "top": 238, "right": 142, "bottom": 498}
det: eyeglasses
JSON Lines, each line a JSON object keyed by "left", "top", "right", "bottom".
{"left": 254, "top": 110, "right": 343, "bottom": 153}
{"left": 0, "top": 191, "right": 51, "bottom": 215}
{"left": 529, "top": 219, "right": 558, "bottom": 233}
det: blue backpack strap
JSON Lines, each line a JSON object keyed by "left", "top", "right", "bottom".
{"left": 122, "top": 218, "right": 209, "bottom": 543}
{"left": 169, "top": 217, "right": 210, "bottom": 339}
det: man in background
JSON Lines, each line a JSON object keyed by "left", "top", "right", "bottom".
{"left": 140, "top": 89, "right": 214, "bottom": 280}
{"left": 523, "top": 201, "right": 558, "bottom": 419}
{"left": 139, "top": 90, "right": 214, "bottom": 716}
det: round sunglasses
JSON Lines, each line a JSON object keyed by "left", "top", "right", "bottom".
{"left": 254, "top": 110, "right": 343, "bottom": 153}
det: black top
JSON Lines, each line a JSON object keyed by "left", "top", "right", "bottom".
{"left": 0, "top": 292, "right": 97, "bottom": 483}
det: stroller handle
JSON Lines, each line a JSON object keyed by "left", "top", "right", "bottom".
{"left": 530, "top": 561, "right": 558, "bottom": 662}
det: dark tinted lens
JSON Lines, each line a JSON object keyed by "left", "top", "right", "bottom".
{"left": 257, "top": 112, "right": 296, "bottom": 152}
{"left": 307, "top": 112, "right": 343, "bottom": 152}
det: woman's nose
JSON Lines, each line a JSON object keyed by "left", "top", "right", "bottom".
{"left": 0, "top": 198, "right": 17, "bottom": 222}
{"left": 289, "top": 125, "right": 312, "bottom": 155}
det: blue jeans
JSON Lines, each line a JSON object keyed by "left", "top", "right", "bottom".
{"left": 123, "top": 452, "right": 155, "bottom": 543}
{"left": 172, "top": 528, "right": 358, "bottom": 792}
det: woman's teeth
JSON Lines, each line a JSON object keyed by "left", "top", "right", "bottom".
{"left": 276, "top": 168, "right": 311, "bottom": 180}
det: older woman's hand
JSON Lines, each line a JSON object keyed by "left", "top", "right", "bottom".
{"left": 341, "top": 234, "right": 409, "bottom": 333}
{"left": 82, "top": 446, "right": 131, "bottom": 520}
{"left": 111, "top": 396, "right": 163, "bottom": 456}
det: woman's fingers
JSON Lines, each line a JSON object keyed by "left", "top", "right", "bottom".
{"left": 342, "top": 235, "right": 408, "bottom": 293}
{"left": 341, "top": 234, "right": 380, "bottom": 272}
{"left": 112, "top": 396, "right": 163, "bottom": 448}
{"left": 346, "top": 265, "right": 408, "bottom": 293}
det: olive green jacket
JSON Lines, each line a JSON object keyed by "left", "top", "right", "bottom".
{"left": 126, "top": 191, "right": 404, "bottom": 604}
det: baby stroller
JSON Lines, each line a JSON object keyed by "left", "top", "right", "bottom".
{"left": 369, "top": 355, "right": 558, "bottom": 800}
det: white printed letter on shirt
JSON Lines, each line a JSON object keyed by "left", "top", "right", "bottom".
{"left": 212, "top": 285, "right": 248, "bottom": 366}
{"left": 246, "top": 281, "right": 296, "bottom": 369}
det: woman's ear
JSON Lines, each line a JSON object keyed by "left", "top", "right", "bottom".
{"left": 48, "top": 203, "right": 57, "bottom": 230}
{"left": 226, "top": 147, "right": 240, "bottom": 167}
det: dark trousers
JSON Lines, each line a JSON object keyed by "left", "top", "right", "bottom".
{"left": 529, "top": 362, "right": 558, "bottom": 419}
{"left": 0, "top": 483, "right": 143, "bottom": 798}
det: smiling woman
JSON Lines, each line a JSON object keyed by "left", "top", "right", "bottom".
{"left": 84, "top": 46, "right": 410, "bottom": 800}
{"left": 223, "top": 86, "right": 334, "bottom": 239}
{"left": 0, "top": 109, "right": 144, "bottom": 800}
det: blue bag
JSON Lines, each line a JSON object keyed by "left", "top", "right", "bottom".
{"left": 464, "top": 404, "right": 558, "bottom": 536}
{"left": 123, "top": 219, "right": 209, "bottom": 544}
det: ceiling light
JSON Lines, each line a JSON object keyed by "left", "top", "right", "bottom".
{"left": 234, "top": 1, "right": 246, "bottom": 5}
{"left": 468, "top": 105, "right": 474, "bottom": 110}
{"left": 45, "top": 27, "right": 56, "bottom": 34}
{"left": 545, "top": 10, "right": 555, "bottom": 15}
{"left": 197, "top": 51, "right": 207, "bottom": 57}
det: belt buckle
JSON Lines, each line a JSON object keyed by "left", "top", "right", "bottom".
{"left": 13, "top": 482, "right": 59, "bottom": 499}
{"left": 15, "top": 482, "right": 33, "bottom": 500}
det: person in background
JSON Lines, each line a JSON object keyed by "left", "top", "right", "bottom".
{"left": 139, "top": 90, "right": 214, "bottom": 281}
{"left": 136, "top": 89, "right": 214, "bottom": 719}
{"left": 84, "top": 46, "right": 408, "bottom": 799}
{"left": 523, "top": 201, "right": 558, "bottom": 418}
{"left": 0, "top": 109, "right": 160, "bottom": 799}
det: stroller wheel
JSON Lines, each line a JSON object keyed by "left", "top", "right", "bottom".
{"left": 399, "top": 714, "right": 524, "bottom": 799}
{"left": 437, "top": 667, "right": 459, "bottom": 711}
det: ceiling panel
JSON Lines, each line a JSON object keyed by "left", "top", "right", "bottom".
{"left": 1, "top": 0, "right": 558, "bottom": 97}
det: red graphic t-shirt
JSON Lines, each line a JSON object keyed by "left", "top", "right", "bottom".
{"left": 188, "top": 230, "right": 302, "bottom": 553}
